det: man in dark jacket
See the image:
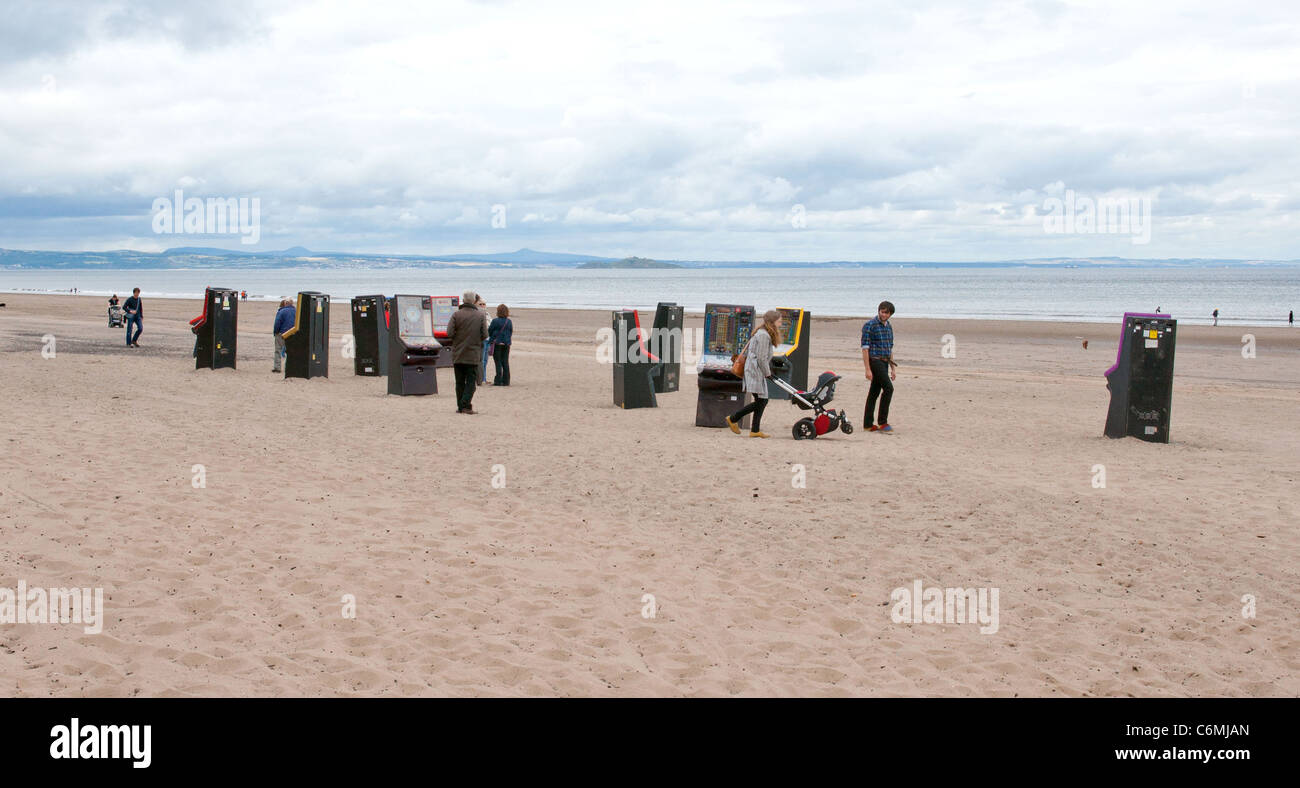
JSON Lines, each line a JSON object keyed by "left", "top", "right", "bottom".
{"left": 444, "top": 289, "right": 488, "bottom": 413}
{"left": 272, "top": 297, "right": 296, "bottom": 373}
{"left": 123, "top": 287, "right": 143, "bottom": 347}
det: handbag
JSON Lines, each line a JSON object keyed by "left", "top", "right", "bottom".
{"left": 730, "top": 333, "right": 751, "bottom": 377}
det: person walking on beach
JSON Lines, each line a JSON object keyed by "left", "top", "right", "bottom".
{"left": 488, "top": 304, "right": 513, "bottom": 386}
{"left": 1289, "top": 310, "right": 1293, "bottom": 327}
{"left": 862, "top": 300, "right": 897, "bottom": 432}
{"left": 272, "top": 297, "right": 295, "bottom": 373}
{"left": 123, "top": 287, "right": 143, "bottom": 347}
{"left": 725, "top": 309, "right": 780, "bottom": 438}
{"left": 1213, "top": 308, "right": 1219, "bottom": 326}
{"left": 446, "top": 289, "right": 488, "bottom": 414}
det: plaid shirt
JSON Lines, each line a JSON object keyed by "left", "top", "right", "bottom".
{"left": 861, "top": 316, "right": 893, "bottom": 359}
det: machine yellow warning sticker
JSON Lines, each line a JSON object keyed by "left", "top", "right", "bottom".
{"left": 1148, "top": 329, "right": 1157, "bottom": 338}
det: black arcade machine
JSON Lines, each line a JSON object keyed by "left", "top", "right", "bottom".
{"left": 766, "top": 307, "right": 810, "bottom": 400}
{"left": 612, "top": 308, "right": 660, "bottom": 409}
{"left": 387, "top": 294, "right": 441, "bottom": 396}
{"left": 431, "top": 295, "right": 460, "bottom": 369}
{"left": 350, "top": 294, "right": 389, "bottom": 376}
{"left": 1104, "top": 311, "right": 1176, "bottom": 443}
{"left": 189, "top": 286, "right": 238, "bottom": 370}
{"left": 695, "top": 303, "right": 755, "bottom": 428}
{"left": 650, "top": 301, "right": 684, "bottom": 394}
{"left": 283, "top": 291, "right": 330, "bottom": 379}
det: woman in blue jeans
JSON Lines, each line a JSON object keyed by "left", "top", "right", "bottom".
{"left": 488, "top": 304, "right": 513, "bottom": 386}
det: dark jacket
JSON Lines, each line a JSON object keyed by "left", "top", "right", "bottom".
{"left": 273, "top": 305, "right": 296, "bottom": 335}
{"left": 445, "top": 303, "right": 487, "bottom": 364}
{"left": 488, "top": 316, "right": 513, "bottom": 346}
{"left": 124, "top": 295, "right": 142, "bottom": 317}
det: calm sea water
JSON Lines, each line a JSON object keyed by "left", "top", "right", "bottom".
{"left": 3, "top": 265, "right": 1298, "bottom": 326}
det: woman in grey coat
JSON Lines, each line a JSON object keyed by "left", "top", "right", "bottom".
{"left": 725, "top": 309, "right": 781, "bottom": 438}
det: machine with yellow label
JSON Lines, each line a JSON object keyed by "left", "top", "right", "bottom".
{"left": 766, "top": 307, "right": 810, "bottom": 400}
{"left": 190, "top": 286, "right": 238, "bottom": 370}
{"left": 1104, "top": 312, "right": 1175, "bottom": 442}
{"left": 282, "top": 291, "right": 330, "bottom": 379}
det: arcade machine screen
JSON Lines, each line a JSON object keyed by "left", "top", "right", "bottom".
{"left": 774, "top": 308, "right": 802, "bottom": 349}
{"left": 432, "top": 297, "right": 458, "bottom": 338}
{"left": 698, "top": 304, "right": 754, "bottom": 372}
{"left": 395, "top": 295, "right": 436, "bottom": 345}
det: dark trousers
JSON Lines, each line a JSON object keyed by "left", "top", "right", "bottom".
{"left": 730, "top": 394, "right": 767, "bottom": 432}
{"left": 454, "top": 363, "right": 478, "bottom": 411}
{"left": 125, "top": 314, "right": 142, "bottom": 345}
{"left": 492, "top": 343, "right": 511, "bottom": 385}
{"left": 865, "top": 358, "right": 893, "bottom": 425}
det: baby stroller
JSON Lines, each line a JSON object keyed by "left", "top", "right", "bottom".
{"left": 770, "top": 371, "right": 853, "bottom": 439}
{"left": 108, "top": 304, "right": 124, "bottom": 327}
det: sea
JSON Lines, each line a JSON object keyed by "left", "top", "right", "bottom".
{"left": 3, "top": 265, "right": 1298, "bottom": 326}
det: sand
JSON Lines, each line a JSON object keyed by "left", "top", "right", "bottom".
{"left": 0, "top": 292, "right": 1297, "bottom": 696}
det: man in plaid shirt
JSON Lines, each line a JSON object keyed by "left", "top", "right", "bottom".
{"left": 861, "top": 300, "right": 896, "bottom": 432}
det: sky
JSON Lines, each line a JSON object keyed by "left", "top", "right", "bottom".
{"left": 0, "top": 0, "right": 1297, "bottom": 261}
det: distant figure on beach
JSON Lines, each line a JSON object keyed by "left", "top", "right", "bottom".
{"left": 725, "top": 309, "right": 780, "bottom": 438}
{"left": 241, "top": 290, "right": 248, "bottom": 301}
{"left": 488, "top": 304, "right": 513, "bottom": 386}
{"left": 1155, "top": 306, "right": 1161, "bottom": 313}
{"left": 1213, "top": 308, "right": 1219, "bottom": 326}
{"left": 475, "top": 296, "right": 491, "bottom": 384}
{"left": 1290, "top": 310, "right": 1294, "bottom": 327}
{"left": 109, "top": 294, "right": 119, "bottom": 306}
{"left": 446, "top": 289, "right": 488, "bottom": 414}
{"left": 123, "top": 287, "right": 143, "bottom": 347}
{"left": 272, "top": 297, "right": 295, "bottom": 373}
{"left": 862, "top": 300, "right": 897, "bottom": 432}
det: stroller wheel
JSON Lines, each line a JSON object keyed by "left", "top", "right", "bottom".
{"left": 840, "top": 420, "right": 854, "bottom": 435}
{"left": 793, "top": 418, "right": 816, "bottom": 440}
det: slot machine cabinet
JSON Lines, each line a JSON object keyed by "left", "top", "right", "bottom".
{"left": 283, "top": 291, "right": 330, "bottom": 379}
{"left": 650, "top": 302, "right": 684, "bottom": 393}
{"left": 766, "top": 307, "right": 809, "bottom": 400}
{"left": 350, "top": 294, "right": 389, "bottom": 376}
{"left": 431, "top": 295, "right": 460, "bottom": 369}
{"left": 695, "top": 303, "right": 756, "bottom": 428}
{"left": 387, "top": 294, "right": 441, "bottom": 396}
{"left": 190, "top": 287, "right": 239, "bottom": 370}
{"left": 612, "top": 309, "right": 660, "bottom": 409}
{"left": 1104, "top": 312, "right": 1176, "bottom": 443}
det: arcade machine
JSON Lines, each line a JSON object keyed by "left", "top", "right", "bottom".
{"left": 612, "top": 309, "right": 660, "bottom": 409}
{"left": 695, "top": 303, "right": 756, "bottom": 428}
{"left": 431, "top": 295, "right": 460, "bottom": 369}
{"left": 190, "top": 286, "right": 238, "bottom": 370}
{"left": 649, "top": 301, "right": 685, "bottom": 394}
{"left": 283, "top": 291, "right": 330, "bottom": 379}
{"left": 387, "top": 294, "right": 441, "bottom": 396}
{"left": 766, "top": 307, "right": 810, "bottom": 400}
{"left": 350, "top": 294, "right": 389, "bottom": 376}
{"left": 1104, "top": 312, "right": 1176, "bottom": 443}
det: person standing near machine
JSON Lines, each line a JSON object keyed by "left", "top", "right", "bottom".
{"left": 862, "top": 300, "right": 897, "bottom": 432}
{"left": 725, "top": 309, "right": 780, "bottom": 438}
{"left": 272, "top": 297, "right": 295, "bottom": 373}
{"left": 446, "top": 290, "right": 488, "bottom": 414}
{"left": 123, "top": 287, "right": 143, "bottom": 347}
{"left": 489, "top": 304, "right": 513, "bottom": 386}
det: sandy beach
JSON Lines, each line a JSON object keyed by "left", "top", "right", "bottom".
{"left": 1, "top": 292, "right": 1297, "bottom": 696}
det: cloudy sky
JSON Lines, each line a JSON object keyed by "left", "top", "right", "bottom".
{"left": 1, "top": 0, "right": 1297, "bottom": 260}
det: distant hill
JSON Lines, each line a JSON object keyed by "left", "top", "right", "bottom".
{"left": 578, "top": 256, "right": 682, "bottom": 269}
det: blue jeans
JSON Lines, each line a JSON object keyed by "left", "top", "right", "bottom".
{"left": 479, "top": 339, "right": 490, "bottom": 383}
{"left": 125, "top": 314, "right": 142, "bottom": 345}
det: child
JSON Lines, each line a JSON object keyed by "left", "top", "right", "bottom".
{"left": 861, "top": 300, "right": 897, "bottom": 432}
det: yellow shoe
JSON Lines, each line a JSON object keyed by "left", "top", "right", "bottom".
{"left": 748, "top": 431, "right": 770, "bottom": 438}
{"left": 725, "top": 416, "right": 741, "bottom": 434}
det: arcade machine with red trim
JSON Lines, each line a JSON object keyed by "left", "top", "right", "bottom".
{"left": 650, "top": 301, "right": 684, "bottom": 393}
{"left": 612, "top": 308, "right": 661, "bottom": 408}
{"left": 190, "top": 287, "right": 238, "bottom": 370}
{"left": 431, "top": 295, "right": 459, "bottom": 369}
